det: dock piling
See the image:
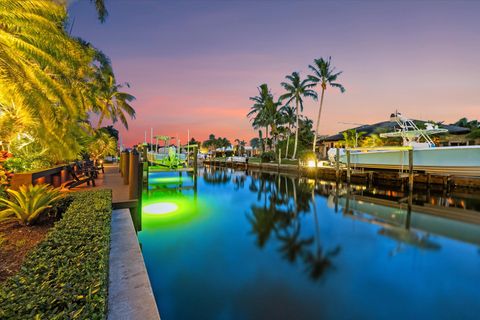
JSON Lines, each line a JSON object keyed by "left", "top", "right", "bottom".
{"left": 128, "top": 149, "right": 139, "bottom": 200}
{"left": 335, "top": 148, "right": 340, "bottom": 182}
{"left": 408, "top": 149, "right": 414, "bottom": 191}
{"left": 346, "top": 149, "right": 351, "bottom": 184}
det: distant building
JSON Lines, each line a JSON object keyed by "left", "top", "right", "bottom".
{"left": 317, "top": 119, "right": 474, "bottom": 159}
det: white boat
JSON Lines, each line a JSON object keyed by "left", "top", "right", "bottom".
{"left": 328, "top": 113, "right": 480, "bottom": 176}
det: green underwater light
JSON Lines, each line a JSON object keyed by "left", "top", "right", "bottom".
{"left": 143, "top": 202, "right": 179, "bottom": 215}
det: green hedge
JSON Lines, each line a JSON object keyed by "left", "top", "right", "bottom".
{"left": 0, "top": 190, "right": 112, "bottom": 319}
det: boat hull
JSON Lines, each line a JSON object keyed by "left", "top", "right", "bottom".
{"left": 341, "top": 146, "right": 480, "bottom": 176}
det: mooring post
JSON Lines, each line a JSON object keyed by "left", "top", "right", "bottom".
{"left": 367, "top": 171, "right": 374, "bottom": 189}
{"left": 129, "top": 148, "right": 139, "bottom": 200}
{"left": 123, "top": 150, "right": 130, "bottom": 185}
{"left": 193, "top": 146, "right": 198, "bottom": 176}
{"left": 119, "top": 151, "right": 125, "bottom": 175}
{"left": 406, "top": 189, "right": 413, "bottom": 229}
{"left": 346, "top": 149, "right": 351, "bottom": 185}
{"left": 335, "top": 148, "right": 340, "bottom": 182}
{"left": 142, "top": 146, "right": 147, "bottom": 164}
{"left": 136, "top": 161, "right": 143, "bottom": 232}
{"left": 408, "top": 148, "right": 414, "bottom": 191}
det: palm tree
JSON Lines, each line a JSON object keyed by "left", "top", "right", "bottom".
{"left": 88, "top": 0, "right": 109, "bottom": 22}
{"left": 264, "top": 97, "right": 282, "bottom": 153}
{"left": 280, "top": 72, "right": 317, "bottom": 159}
{"left": 248, "top": 84, "right": 272, "bottom": 147}
{"left": 280, "top": 105, "right": 296, "bottom": 158}
{"left": 341, "top": 129, "right": 366, "bottom": 148}
{"left": 94, "top": 74, "right": 136, "bottom": 129}
{"left": 0, "top": 0, "right": 96, "bottom": 159}
{"left": 308, "top": 57, "right": 345, "bottom": 152}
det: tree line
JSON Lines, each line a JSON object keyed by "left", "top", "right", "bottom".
{"left": 248, "top": 57, "right": 345, "bottom": 160}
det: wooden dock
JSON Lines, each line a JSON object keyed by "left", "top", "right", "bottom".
{"left": 68, "top": 164, "right": 142, "bottom": 230}
{"left": 203, "top": 160, "right": 480, "bottom": 190}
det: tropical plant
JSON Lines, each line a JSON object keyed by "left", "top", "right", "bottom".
{"left": 280, "top": 72, "right": 317, "bottom": 159}
{"left": 279, "top": 105, "right": 296, "bottom": 158}
{"left": 360, "top": 133, "right": 385, "bottom": 148}
{"left": 86, "top": 129, "right": 118, "bottom": 161}
{"left": 101, "top": 125, "right": 119, "bottom": 141}
{"left": 467, "top": 129, "right": 480, "bottom": 139}
{"left": 0, "top": 0, "right": 99, "bottom": 160}
{"left": 248, "top": 84, "right": 281, "bottom": 150}
{"left": 297, "top": 116, "right": 315, "bottom": 147}
{"left": 260, "top": 151, "right": 277, "bottom": 163}
{"left": 93, "top": 72, "right": 136, "bottom": 129}
{"left": 454, "top": 117, "right": 479, "bottom": 129}
{"left": 341, "top": 129, "right": 366, "bottom": 148}
{"left": 250, "top": 137, "right": 260, "bottom": 150}
{"left": 0, "top": 1, "right": 134, "bottom": 163}
{"left": 3, "top": 134, "right": 54, "bottom": 172}
{"left": 87, "top": 0, "right": 109, "bottom": 22}
{"left": 0, "top": 184, "right": 64, "bottom": 225}
{"left": 234, "top": 139, "right": 246, "bottom": 156}
{"left": 308, "top": 57, "right": 345, "bottom": 152}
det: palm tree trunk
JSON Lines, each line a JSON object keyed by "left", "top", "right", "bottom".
{"left": 291, "top": 177, "right": 298, "bottom": 217}
{"left": 265, "top": 125, "right": 269, "bottom": 151}
{"left": 311, "top": 183, "right": 321, "bottom": 258}
{"left": 97, "top": 113, "right": 105, "bottom": 129}
{"left": 293, "top": 99, "right": 300, "bottom": 159}
{"left": 312, "top": 87, "right": 325, "bottom": 152}
{"left": 285, "top": 133, "right": 290, "bottom": 158}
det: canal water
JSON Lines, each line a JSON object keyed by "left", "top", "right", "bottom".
{"left": 139, "top": 167, "right": 480, "bottom": 320}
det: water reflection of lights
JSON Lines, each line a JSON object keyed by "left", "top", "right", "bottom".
{"left": 143, "top": 202, "right": 178, "bottom": 215}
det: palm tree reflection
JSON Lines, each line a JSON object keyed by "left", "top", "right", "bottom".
{"left": 202, "top": 167, "right": 231, "bottom": 185}
{"left": 246, "top": 173, "right": 341, "bottom": 281}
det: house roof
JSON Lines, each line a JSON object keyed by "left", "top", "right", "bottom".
{"left": 320, "top": 120, "right": 471, "bottom": 142}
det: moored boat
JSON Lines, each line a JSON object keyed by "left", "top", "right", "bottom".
{"left": 328, "top": 112, "right": 480, "bottom": 175}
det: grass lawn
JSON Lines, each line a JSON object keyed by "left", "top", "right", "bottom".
{"left": 280, "top": 158, "right": 299, "bottom": 165}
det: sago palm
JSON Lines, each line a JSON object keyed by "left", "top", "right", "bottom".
{"left": 280, "top": 72, "right": 317, "bottom": 159}
{"left": 0, "top": 184, "right": 64, "bottom": 225}
{"left": 308, "top": 57, "right": 345, "bottom": 152}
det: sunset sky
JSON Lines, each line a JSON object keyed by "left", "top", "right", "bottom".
{"left": 69, "top": 0, "right": 480, "bottom": 147}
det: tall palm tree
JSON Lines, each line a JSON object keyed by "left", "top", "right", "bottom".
{"left": 280, "top": 72, "right": 317, "bottom": 159}
{"left": 308, "top": 57, "right": 345, "bottom": 152}
{"left": 280, "top": 105, "right": 296, "bottom": 158}
{"left": 94, "top": 74, "right": 136, "bottom": 129}
{"left": 248, "top": 84, "right": 278, "bottom": 150}
{"left": 265, "top": 97, "right": 282, "bottom": 153}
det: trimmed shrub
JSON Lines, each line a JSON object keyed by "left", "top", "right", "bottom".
{"left": 260, "top": 151, "right": 277, "bottom": 163}
{"left": 0, "top": 189, "right": 112, "bottom": 319}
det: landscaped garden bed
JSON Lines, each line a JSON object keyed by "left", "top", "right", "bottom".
{"left": 0, "top": 216, "right": 57, "bottom": 282}
{"left": 0, "top": 189, "right": 112, "bottom": 319}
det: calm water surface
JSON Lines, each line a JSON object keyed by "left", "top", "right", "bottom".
{"left": 139, "top": 167, "right": 480, "bottom": 320}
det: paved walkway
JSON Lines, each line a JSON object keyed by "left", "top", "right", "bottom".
{"left": 71, "top": 164, "right": 131, "bottom": 204}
